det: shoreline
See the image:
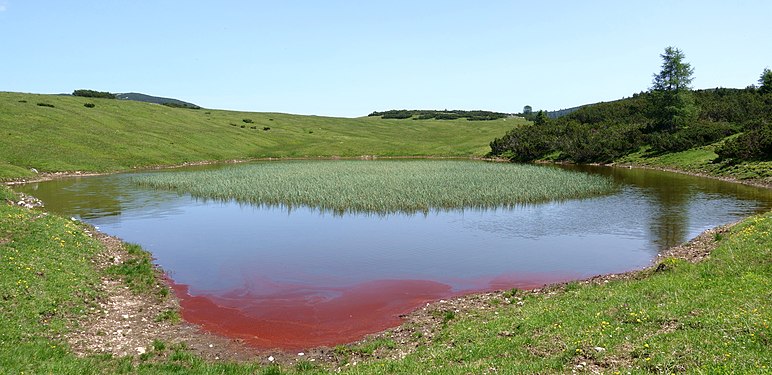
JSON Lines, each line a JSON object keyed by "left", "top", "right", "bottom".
{"left": 5, "top": 159, "right": 770, "bottom": 369}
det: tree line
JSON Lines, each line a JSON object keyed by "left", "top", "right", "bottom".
{"left": 369, "top": 109, "right": 509, "bottom": 121}
{"left": 72, "top": 89, "right": 117, "bottom": 99}
{"left": 490, "top": 48, "right": 772, "bottom": 163}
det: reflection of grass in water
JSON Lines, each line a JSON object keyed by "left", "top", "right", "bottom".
{"left": 131, "top": 160, "right": 617, "bottom": 213}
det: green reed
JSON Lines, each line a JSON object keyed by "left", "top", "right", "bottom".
{"left": 131, "top": 160, "right": 617, "bottom": 213}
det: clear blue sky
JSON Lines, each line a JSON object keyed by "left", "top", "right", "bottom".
{"left": 2, "top": 1, "right": 770, "bottom": 117}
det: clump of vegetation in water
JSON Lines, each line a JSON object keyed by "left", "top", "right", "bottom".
{"left": 131, "top": 160, "right": 616, "bottom": 213}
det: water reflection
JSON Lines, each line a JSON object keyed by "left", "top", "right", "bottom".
{"left": 562, "top": 165, "right": 772, "bottom": 250}
{"left": 13, "top": 162, "right": 772, "bottom": 349}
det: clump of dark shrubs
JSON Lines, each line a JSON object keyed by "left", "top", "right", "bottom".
{"left": 646, "top": 121, "right": 739, "bottom": 154}
{"left": 250, "top": 126, "right": 257, "bottom": 129}
{"left": 370, "top": 109, "right": 508, "bottom": 121}
{"left": 73, "top": 89, "right": 116, "bottom": 99}
{"left": 263, "top": 127, "right": 271, "bottom": 131}
{"left": 489, "top": 88, "right": 770, "bottom": 164}
{"left": 18, "top": 100, "right": 27, "bottom": 103}
{"left": 242, "top": 118, "right": 253, "bottom": 124}
{"left": 716, "top": 120, "right": 772, "bottom": 161}
{"left": 36, "top": 102, "right": 55, "bottom": 108}
{"left": 84, "top": 103, "right": 95, "bottom": 108}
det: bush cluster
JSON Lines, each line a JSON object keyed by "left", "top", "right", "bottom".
{"left": 490, "top": 88, "right": 770, "bottom": 163}
{"left": 72, "top": 89, "right": 116, "bottom": 99}
{"left": 369, "top": 109, "right": 508, "bottom": 121}
{"left": 716, "top": 121, "right": 772, "bottom": 161}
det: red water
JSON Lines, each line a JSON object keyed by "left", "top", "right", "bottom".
{"left": 168, "top": 273, "right": 571, "bottom": 350}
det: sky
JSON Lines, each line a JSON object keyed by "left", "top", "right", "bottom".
{"left": 1, "top": 1, "right": 770, "bottom": 117}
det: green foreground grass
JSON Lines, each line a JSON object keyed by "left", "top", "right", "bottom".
{"left": 2, "top": 184, "right": 770, "bottom": 374}
{"left": 132, "top": 160, "right": 616, "bottom": 213}
{"left": 0, "top": 92, "right": 521, "bottom": 179}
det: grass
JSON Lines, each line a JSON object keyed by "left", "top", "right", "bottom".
{"left": 0, "top": 92, "right": 522, "bottom": 179}
{"left": 131, "top": 160, "right": 617, "bottom": 213}
{"left": 619, "top": 144, "right": 772, "bottom": 183}
{"left": 2, "top": 183, "right": 771, "bottom": 373}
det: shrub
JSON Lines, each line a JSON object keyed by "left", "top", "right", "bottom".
{"left": 36, "top": 102, "right": 55, "bottom": 108}
{"left": 648, "top": 121, "right": 739, "bottom": 153}
{"left": 83, "top": 103, "right": 95, "bottom": 108}
{"left": 263, "top": 127, "right": 271, "bottom": 131}
{"left": 242, "top": 118, "right": 253, "bottom": 123}
{"left": 72, "top": 89, "right": 116, "bottom": 99}
{"left": 716, "top": 121, "right": 772, "bottom": 161}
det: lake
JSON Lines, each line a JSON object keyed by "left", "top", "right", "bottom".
{"left": 14, "top": 161, "right": 772, "bottom": 349}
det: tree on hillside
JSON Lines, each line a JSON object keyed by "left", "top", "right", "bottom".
{"left": 648, "top": 47, "right": 697, "bottom": 131}
{"left": 534, "top": 110, "right": 550, "bottom": 125}
{"left": 759, "top": 68, "right": 772, "bottom": 95}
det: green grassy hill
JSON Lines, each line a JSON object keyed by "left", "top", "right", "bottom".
{"left": 0, "top": 92, "right": 522, "bottom": 179}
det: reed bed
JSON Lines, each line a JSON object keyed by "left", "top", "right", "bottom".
{"left": 131, "top": 160, "right": 616, "bottom": 213}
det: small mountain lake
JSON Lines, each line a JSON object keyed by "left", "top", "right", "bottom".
{"left": 14, "top": 161, "right": 772, "bottom": 349}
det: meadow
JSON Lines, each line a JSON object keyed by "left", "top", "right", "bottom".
{"left": 0, "top": 92, "right": 522, "bottom": 179}
{"left": 131, "top": 160, "right": 617, "bottom": 213}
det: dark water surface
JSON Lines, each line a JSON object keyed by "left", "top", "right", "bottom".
{"left": 15, "top": 162, "right": 772, "bottom": 349}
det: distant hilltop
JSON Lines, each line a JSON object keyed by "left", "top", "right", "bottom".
{"left": 70, "top": 89, "right": 200, "bottom": 109}
{"left": 115, "top": 92, "right": 200, "bottom": 109}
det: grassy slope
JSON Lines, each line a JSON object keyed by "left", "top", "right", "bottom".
{"left": 618, "top": 144, "right": 772, "bottom": 184}
{"left": 2, "top": 186, "right": 769, "bottom": 374}
{"left": 0, "top": 92, "right": 521, "bottom": 179}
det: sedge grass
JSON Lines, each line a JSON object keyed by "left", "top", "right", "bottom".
{"left": 131, "top": 160, "right": 617, "bottom": 213}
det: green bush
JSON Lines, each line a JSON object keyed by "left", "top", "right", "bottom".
{"left": 83, "top": 103, "right": 95, "bottom": 108}
{"left": 72, "top": 89, "right": 116, "bottom": 99}
{"left": 716, "top": 121, "right": 772, "bottom": 161}
{"left": 648, "top": 122, "right": 738, "bottom": 153}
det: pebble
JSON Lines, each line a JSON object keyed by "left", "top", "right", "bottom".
{"left": 268, "top": 355, "right": 275, "bottom": 362}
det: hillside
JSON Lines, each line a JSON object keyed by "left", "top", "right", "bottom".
{"left": 0, "top": 92, "right": 522, "bottom": 180}
{"left": 115, "top": 92, "right": 201, "bottom": 109}
{"left": 490, "top": 88, "right": 772, "bottom": 183}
